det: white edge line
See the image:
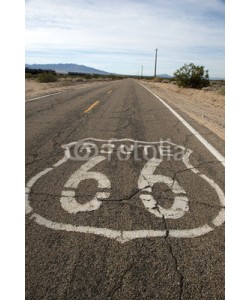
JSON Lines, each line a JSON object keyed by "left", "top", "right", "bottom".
{"left": 25, "top": 84, "right": 96, "bottom": 102}
{"left": 25, "top": 81, "right": 115, "bottom": 102}
{"left": 25, "top": 92, "right": 62, "bottom": 102}
{"left": 138, "top": 82, "right": 225, "bottom": 167}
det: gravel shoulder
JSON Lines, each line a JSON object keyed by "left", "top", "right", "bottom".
{"left": 25, "top": 78, "right": 111, "bottom": 100}
{"left": 138, "top": 80, "right": 225, "bottom": 140}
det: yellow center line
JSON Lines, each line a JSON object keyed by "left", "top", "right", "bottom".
{"left": 83, "top": 100, "right": 100, "bottom": 114}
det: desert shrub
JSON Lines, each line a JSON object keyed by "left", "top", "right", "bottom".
{"left": 37, "top": 72, "right": 58, "bottom": 83}
{"left": 25, "top": 73, "right": 33, "bottom": 79}
{"left": 174, "top": 63, "right": 209, "bottom": 89}
{"left": 152, "top": 77, "right": 163, "bottom": 83}
{"left": 218, "top": 86, "right": 225, "bottom": 96}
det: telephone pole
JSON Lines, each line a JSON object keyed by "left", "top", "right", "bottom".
{"left": 154, "top": 48, "right": 158, "bottom": 77}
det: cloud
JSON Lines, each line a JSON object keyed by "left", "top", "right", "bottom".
{"left": 26, "top": 0, "right": 225, "bottom": 77}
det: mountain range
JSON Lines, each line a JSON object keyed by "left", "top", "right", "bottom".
{"left": 25, "top": 63, "right": 110, "bottom": 75}
{"left": 25, "top": 63, "right": 177, "bottom": 78}
{"left": 158, "top": 74, "right": 172, "bottom": 78}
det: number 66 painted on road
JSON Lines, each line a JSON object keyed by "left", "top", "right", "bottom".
{"left": 60, "top": 156, "right": 189, "bottom": 219}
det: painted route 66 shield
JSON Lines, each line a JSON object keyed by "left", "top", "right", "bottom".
{"left": 26, "top": 138, "right": 224, "bottom": 243}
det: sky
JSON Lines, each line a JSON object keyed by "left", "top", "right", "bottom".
{"left": 25, "top": 0, "right": 225, "bottom": 78}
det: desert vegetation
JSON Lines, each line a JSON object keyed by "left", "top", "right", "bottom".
{"left": 174, "top": 63, "right": 210, "bottom": 89}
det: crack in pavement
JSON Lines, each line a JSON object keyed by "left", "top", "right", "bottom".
{"left": 137, "top": 173, "right": 185, "bottom": 299}
{"left": 165, "top": 225, "right": 184, "bottom": 300}
{"left": 106, "top": 264, "right": 134, "bottom": 300}
{"left": 100, "top": 187, "right": 150, "bottom": 202}
{"left": 62, "top": 244, "right": 82, "bottom": 299}
{"left": 171, "top": 159, "right": 224, "bottom": 191}
{"left": 28, "top": 186, "right": 151, "bottom": 203}
{"left": 27, "top": 159, "right": 223, "bottom": 212}
{"left": 144, "top": 184, "right": 185, "bottom": 300}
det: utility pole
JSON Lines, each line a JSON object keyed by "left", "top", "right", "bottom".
{"left": 154, "top": 48, "right": 158, "bottom": 77}
{"left": 141, "top": 65, "right": 143, "bottom": 78}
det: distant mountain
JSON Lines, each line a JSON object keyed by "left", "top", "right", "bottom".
{"left": 209, "top": 77, "right": 225, "bottom": 80}
{"left": 158, "top": 74, "right": 172, "bottom": 78}
{"left": 25, "top": 63, "right": 110, "bottom": 75}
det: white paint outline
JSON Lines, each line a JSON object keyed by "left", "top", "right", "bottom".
{"left": 62, "top": 137, "right": 179, "bottom": 148}
{"left": 137, "top": 82, "right": 225, "bottom": 167}
{"left": 25, "top": 138, "right": 225, "bottom": 243}
{"left": 62, "top": 137, "right": 182, "bottom": 161}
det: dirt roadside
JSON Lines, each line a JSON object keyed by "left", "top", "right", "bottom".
{"left": 25, "top": 78, "right": 111, "bottom": 100}
{"left": 26, "top": 78, "right": 225, "bottom": 140}
{"left": 139, "top": 80, "right": 225, "bottom": 140}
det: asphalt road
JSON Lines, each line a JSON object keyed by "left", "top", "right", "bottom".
{"left": 25, "top": 79, "right": 225, "bottom": 299}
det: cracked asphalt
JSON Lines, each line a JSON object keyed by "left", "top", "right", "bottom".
{"left": 26, "top": 79, "right": 225, "bottom": 299}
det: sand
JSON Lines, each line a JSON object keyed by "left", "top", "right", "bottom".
{"left": 139, "top": 81, "right": 225, "bottom": 140}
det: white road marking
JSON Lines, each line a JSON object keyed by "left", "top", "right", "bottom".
{"left": 169, "top": 224, "right": 214, "bottom": 238}
{"left": 25, "top": 82, "right": 113, "bottom": 102}
{"left": 53, "top": 156, "right": 68, "bottom": 167}
{"left": 119, "top": 230, "right": 166, "bottom": 243}
{"left": 63, "top": 137, "right": 179, "bottom": 148}
{"left": 32, "top": 213, "right": 123, "bottom": 240}
{"left": 25, "top": 187, "right": 32, "bottom": 214}
{"left": 60, "top": 156, "right": 111, "bottom": 214}
{"left": 138, "top": 82, "right": 225, "bottom": 167}
{"left": 25, "top": 138, "right": 225, "bottom": 242}
{"left": 32, "top": 213, "right": 167, "bottom": 244}
{"left": 199, "top": 174, "right": 225, "bottom": 206}
{"left": 25, "top": 167, "right": 53, "bottom": 214}
{"left": 26, "top": 167, "right": 53, "bottom": 189}
{"left": 138, "top": 158, "right": 189, "bottom": 219}
{"left": 25, "top": 92, "right": 62, "bottom": 102}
